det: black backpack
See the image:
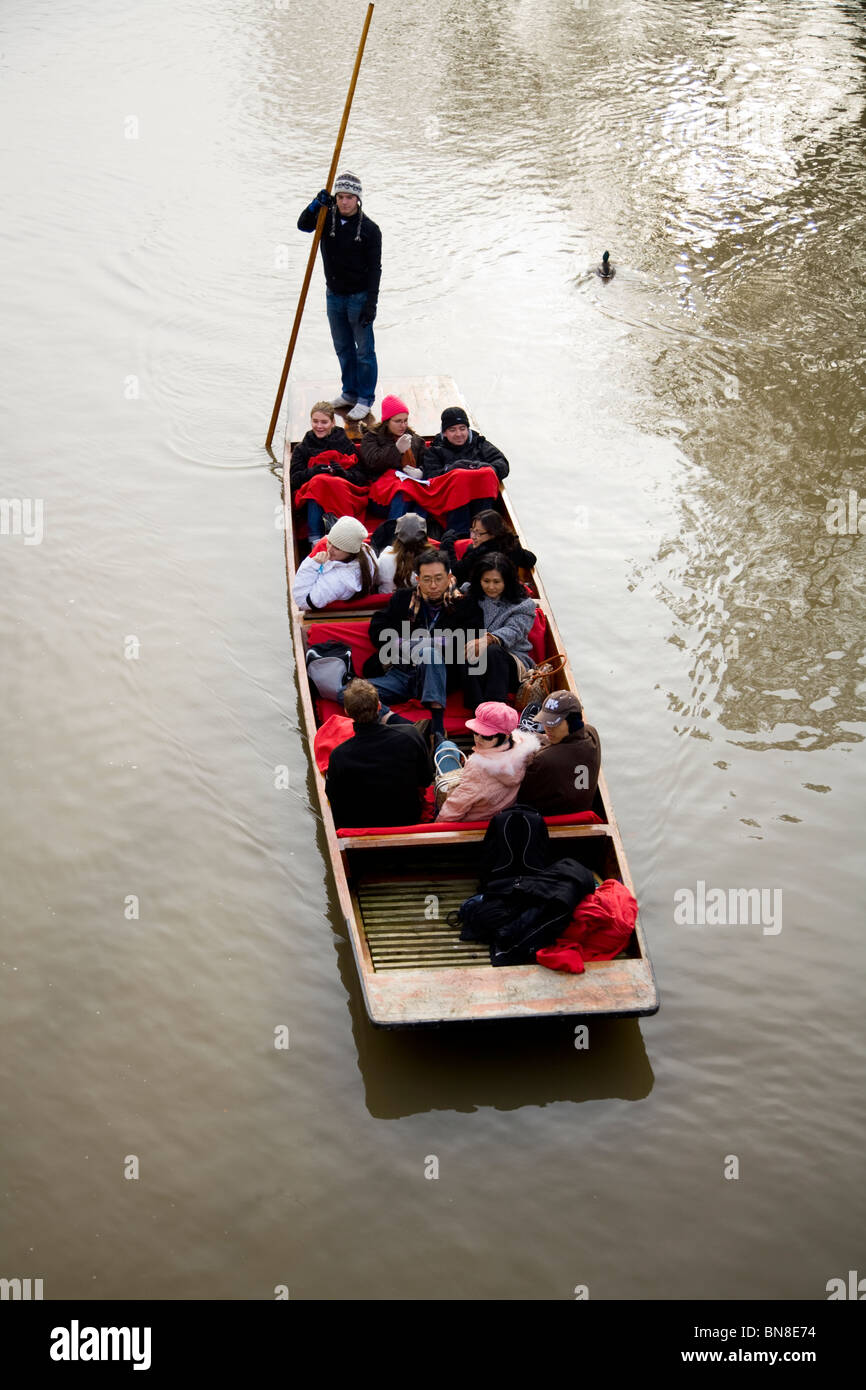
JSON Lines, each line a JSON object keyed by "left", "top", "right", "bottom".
{"left": 305, "top": 641, "right": 355, "bottom": 703}
{"left": 478, "top": 804, "right": 550, "bottom": 888}
{"left": 450, "top": 858, "right": 596, "bottom": 967}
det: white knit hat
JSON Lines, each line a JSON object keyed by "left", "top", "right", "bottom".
{"left": 327, "top": 515, "right": 368, "bottom": 554}
{"left": 334, "top": 171, "right": 362, "bottom": 199}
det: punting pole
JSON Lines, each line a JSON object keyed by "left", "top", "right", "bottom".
{"left": 265, "top": 2, "right": 375, "bottom": 452}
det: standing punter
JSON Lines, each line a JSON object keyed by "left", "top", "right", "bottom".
{"left": 297, "top": 172, "right": 382, "bottom": 422}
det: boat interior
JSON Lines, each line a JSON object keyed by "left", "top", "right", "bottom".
{"left": 282, "top": 377, "right": 658, "bottom": 1023}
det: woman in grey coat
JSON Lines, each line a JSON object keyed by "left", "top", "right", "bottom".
{"left": 462, "top": 553, "right": 538, "bottom": 708}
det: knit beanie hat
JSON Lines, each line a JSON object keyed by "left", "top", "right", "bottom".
{"left": 334, "top": 171, "right": 362, "bottom": 198}
{"left": 381, "top": 394, "right": 409, "bottom": 422}
{"left": 327, "top": 515, "right": 368, "bottom": 554}
{"left": 441, "top": 406, "right": 469, "bottom": 430}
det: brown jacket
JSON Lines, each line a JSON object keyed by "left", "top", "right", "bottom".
{"left": 359, "top": 423, "right": 428, "bottom": 480}
{"left": 516, "top": 725, "right": 601, "bottom": 816}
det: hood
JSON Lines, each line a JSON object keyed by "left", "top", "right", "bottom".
{"left": 473, "top": 731, "right": 540, "bottom": 781}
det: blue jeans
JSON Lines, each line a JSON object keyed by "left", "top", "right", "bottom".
{"left": 387, "top": 493, "right": 429, "bottom": 522}
{"left": 369, "top": 655, "right": 448, "bottom": 709}
{"left": 326, "top": 290, "right": 377, "bottom": 406}
{"left": 306, "top": 500, "right": 325, "bottom": 538}
{"left": 433, "top": 739, "right": 463, "bottom": 774}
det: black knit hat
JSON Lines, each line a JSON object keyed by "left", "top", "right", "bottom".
{"left": 441, "top": 406, "right": 469, "bottom": 430}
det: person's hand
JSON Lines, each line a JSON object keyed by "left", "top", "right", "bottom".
{"left": 402, "top": 464, "right": 423, "bottom": 478}
{"left": 360, "top": 298, "right": 377, "bottom": 325}
{"left": 315, "top": 188, "right": 333, "bottom": 208}
{"left": 395, "top": 434, "right": 413, "bottom": 454}
{"left": 465, "top": 635, "right": 489, "bottom": 662}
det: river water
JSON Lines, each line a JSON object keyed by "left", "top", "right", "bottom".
{"left": 2, "top": 0, "right": 864, "bottom": 1301}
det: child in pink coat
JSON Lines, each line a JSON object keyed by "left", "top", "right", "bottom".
{"left": 437, "top": 702, "right": 540, "bottom": 823}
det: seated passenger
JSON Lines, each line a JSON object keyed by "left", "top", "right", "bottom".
{"left": 359, "top": 394, "right": 429, "bottom": 518}
{"left": 437, "top": 702, "right": 540, "bottom": 823}
{"left": 517, "top": 692, "right": 601, "bottom": 816}
{"left": 366, "top": 549, "right": 484, "bottom": 739}
{"left": 425, "top": 406, "right": 509, "bottom": 534}
{"left": 325, "top": 679, "right": 433, "bottom": 829}
{"left": 289, "top": 402, "right": 365, "bottom": 545}
{"left": 375, "top": 512, "right": 428, "bottom": 593}
{"left": 443, "top": 509, "right": 537, "bottom": 587}
{"left": 292, "top": 515, "right": 377, "bottom": 611}
{"left": 462, "top": 554, "right": 538, "bottom": 707}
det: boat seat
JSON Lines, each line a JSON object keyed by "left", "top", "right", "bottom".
{"left": 336, "top": 809, "right": 605, "bottom": 841}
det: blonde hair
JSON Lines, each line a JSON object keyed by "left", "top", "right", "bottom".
{"left": 310, "top": 400, "right": 335, "bottom": 421}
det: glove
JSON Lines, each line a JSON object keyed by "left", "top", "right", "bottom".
{"left": 360, "top": 298, "right": 377, "bottom": 325}
{"left": 310, "top": 188, "right": 333, "bottom": 210}
{"left": 395, "top": 433, "right": 413, "bottom": 455}
{"left": 401, "top": 464, "right": 423, "bottom": 478}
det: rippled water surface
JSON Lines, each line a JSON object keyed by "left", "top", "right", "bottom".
{"left": 2, "top": 0, "right": 865, "bottom": 1300}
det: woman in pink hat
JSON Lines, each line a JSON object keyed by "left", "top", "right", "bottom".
{"left": 436, "top": 702, "right": 540, "bottom": 823}
{"left": 359, "top": 394, "right": 430, "bottom": 520}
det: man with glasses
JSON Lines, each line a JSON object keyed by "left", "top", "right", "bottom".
{"left": 366, "top": 551, "right": 486, "bottom": 740}
{"left": 298, "top": 172, "right": 382, "bottom": 422}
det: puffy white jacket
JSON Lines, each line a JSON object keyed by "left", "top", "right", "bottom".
{"left": 293, "top": 550, "right": 369, "bottom": 611}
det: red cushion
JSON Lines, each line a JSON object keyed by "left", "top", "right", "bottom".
{"left": 336, "top": 810, "right": 603, "bottom": 837}
{"left": 307, "top": 620, "right": 376, "bottom": 678}
{"left": 315, "top": 689, "right": 470, "bottom": 734}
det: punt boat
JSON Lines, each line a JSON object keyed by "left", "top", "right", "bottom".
{"left": 282, "top": 376, "right": 659, "bottom": 1027}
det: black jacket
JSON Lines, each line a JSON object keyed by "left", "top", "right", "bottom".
{"left": 297, "top": 204, "right": 382, "bottom": 300}
{"left": 424, "top": 430, "right": 510, "bottom": 481}
{"left": 325, "top": 721, "right": 431, "bottom": 829}
{"left": 367, "top": 588, "right": 485, "bottom": 677}
{"left": 442, "top": 533, "right": 538, "bottom": 587}
{"left": 289, "top": 426, "right": 365, "bottom": 494}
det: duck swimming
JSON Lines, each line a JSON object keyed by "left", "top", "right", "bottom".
{"left": 597, "top": 250, "right": 615, "bottom": 280}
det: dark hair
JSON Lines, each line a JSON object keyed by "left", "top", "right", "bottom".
{"left": 467, "top": 552, "right": 524, "bottom": 604}
{"left": 357, "top": 545, "right": 377, "bottom": 598}
{"left": 471, "top": 510, "right": 519, "bottom": 557}
{"left": 414, "top": 548, "right": 448, "bottom": 575}
{"left": 564, "top": 711, "right": 585, "bottom": 734}
{"left": 392, "top": 534, "right": 428, "bottom": 589}
{"left": 343, "top": 678, "right": 380, "bottom": 724}
{"left": 478, "top": 731, "right": 514, "bottom": 749}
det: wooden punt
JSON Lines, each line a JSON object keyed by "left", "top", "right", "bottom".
{"left": 282, "top": 377, "right": 659, "bottom": 1026}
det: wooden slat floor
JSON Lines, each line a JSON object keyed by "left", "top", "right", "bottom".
{"left": 355, "top": 876, "right": 486, "bottom": 971}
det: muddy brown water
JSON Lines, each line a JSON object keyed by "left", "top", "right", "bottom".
{"left": 1, "top": 0, "right": 864, "bottom": 1299}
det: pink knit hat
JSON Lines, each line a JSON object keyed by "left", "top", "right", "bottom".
{"left": 380, "top": 394, "right": 409, "bottom": 422}
{"left": 466, "top": 702, "right": 520, "bottom": 737}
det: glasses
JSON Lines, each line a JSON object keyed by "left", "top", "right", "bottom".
{"left": 470, "top": 528, "right": 489, "bottom": 539}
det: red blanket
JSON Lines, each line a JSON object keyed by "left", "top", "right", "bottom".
{"left": 535, "top": 879, "right": 638, "bottom": 973}
{"left": 295, "top": 474, "right": 368, "bottom": 519}
{"left": 368, "top": 466, "right": 499, "bottom": 520}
